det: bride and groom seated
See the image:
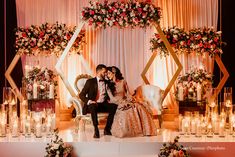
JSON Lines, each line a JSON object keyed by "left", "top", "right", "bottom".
{"left": 79, "top": 64, "right": 157, "bottom": 138}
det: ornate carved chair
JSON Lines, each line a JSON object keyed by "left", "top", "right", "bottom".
{"left": 135, "top": 85, "right": 164, "bottom": 128}
{"left": 69, "top": 74, "right": 108, "bottom": 130}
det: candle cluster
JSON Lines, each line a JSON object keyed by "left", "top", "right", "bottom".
{"left": 179, "top": 111, "right": 235, "bottom": 138}
{"left": 0, "top": 106, "right": 56, "bottom": 138}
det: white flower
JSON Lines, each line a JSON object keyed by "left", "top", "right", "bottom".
{"left": 130, "top": 11, "right": 135, "bottom": 17}
{"left": 101, "top": 9, "right": 106, "bottom": 14}
{"left": 57, "top": 30, "right": 62, "bottom": 36}
{"left": 109, "top": 21, "right": 113, "bottom": 26}
{"left": 173, "top": 34, "right": 178, "bottom": 39}
{"left": 56, "top": 150, "right": 60, "bottom": 154}
{"left": 53, "top": 144, "right": 60, "bottom": 149}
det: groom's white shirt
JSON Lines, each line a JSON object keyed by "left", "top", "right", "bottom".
{"left": 87, "top": 77, "right": 106, "bottom": 105}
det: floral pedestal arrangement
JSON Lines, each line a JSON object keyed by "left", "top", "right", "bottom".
{"left": 22, "top": 66, "right": 58, "bottom": 111}
{"left": 176, "top": 67, "right": 213, "bottom": 115}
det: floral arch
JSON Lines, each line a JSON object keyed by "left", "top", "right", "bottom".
{"left": 55, "top": 0, "right": 183, "bottom": 108}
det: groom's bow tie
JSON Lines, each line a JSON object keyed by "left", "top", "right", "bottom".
{"left": 99, "top": 79, "right": 105, "bottom": 82}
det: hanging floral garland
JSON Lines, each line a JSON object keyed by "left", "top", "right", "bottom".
{"left": 81, "top": 1, "right": 161, "bottom": 28}
{"left": 15, "top": 22, "right": 86, "bottom": 56}
{"left": 150, "top": 26, "right": 224, "bottom": 57}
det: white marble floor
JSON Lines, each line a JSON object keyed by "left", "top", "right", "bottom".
{"left": 1, "top": 121, "right": 235, "bottom": 157}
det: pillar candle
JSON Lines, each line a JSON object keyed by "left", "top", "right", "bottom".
{"left": 197, "top": 83, "right": 202, "bottom": 101}
{"left": 12, "top": 121, "right": 18, "bottom": 137}
{"left": 191, "top": 119, "right": 196, "bottom": 134}
{"left": 219, "top": 122, "right": 225, "bottom": 137}
{"left": 35, "top": 123, "right": 42, "bottom": 138}
{"left": 196, "top": 121, "right": 202, "bottom": 137}
{"left": 0, "top": 120, "right": 6, "bottom": 137}
{"left": 49, "top": 84, "right": 54, "bottom": 99}
{"left": 178, "top": 84, "right": 184, "bottom": 101}
{"left": 33, "top": 81, "right": 38, "bottom": 99}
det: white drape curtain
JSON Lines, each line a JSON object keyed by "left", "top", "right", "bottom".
{"left": 16, "top": 0, "right": 218, "bottom": 109}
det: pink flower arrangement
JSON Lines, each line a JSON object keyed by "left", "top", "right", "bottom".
{"left": 159, "top": 136, "right": 190, "bottom": 157}
{"left": 45, "top": 129, "right": 76, "bottom": 157}
{"left": 15, "top": 22, "right": 86, "bottom": 56}
{"left": 81, "top": 1, "right": 161, "bottom": 28}
{"left": 150, "top": 26, "right": 224, "bottom": 57}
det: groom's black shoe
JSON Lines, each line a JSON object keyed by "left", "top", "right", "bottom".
{"left": 104, "top": 129, "right": 112, "bottom": 136}
{"left": 94, "top": 127, "right": 100, "bottom": 138}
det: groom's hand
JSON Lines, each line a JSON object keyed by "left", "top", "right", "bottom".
{"left": 88, "top": 100, "right": 97, "bottom": 105}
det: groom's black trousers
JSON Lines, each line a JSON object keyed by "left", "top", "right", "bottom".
{"left": 88, "top": 101, "right": 117, "bottom": 130}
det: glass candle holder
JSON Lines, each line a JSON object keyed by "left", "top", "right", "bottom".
{"left": 191, "top": 118, "right": 196, "bottom": 135}
{"left": 207, "top": 123, "right": 213, "bottom": 138}
{"left": 195, "top": 120, "right": 202, "bottom": 137}
{"left": 35, "top": 122, "right": 42, "bottom": 138}
{"left": 11, "top": 118, "right": 19, "bottom": 137}
{"left": 232, "top": 122, "right": 235, "bottom": 137}
{"left": 219, "top": 120, "right": 226, "bottom": 138}
{"left": 0, "top": 112, "right": 7, "bottom": 137}
{"left": 178, "top": 114, "right": 183, "bottom": 132}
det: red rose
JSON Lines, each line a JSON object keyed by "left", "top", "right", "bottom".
{"left": 199, "top": 43, "right": 203, "bottom": 47}
{"left": 121, "top": 12, "right": 126, "bottom": 17}
{"left": 155, "top": 34, "right": 160, "bottom": 38}
{"left": 214, "top": 37, "right": 218, "bottom": 42}
{"left": 89, "top": 10, "right": 95, "bottom": 15}
{"left": 171, "top": 44, "right": 176, "bottom": 48}
{"left": 82, "top": 11, "right": 85, "bottom": 16}
{"left": 66, "top": 34, "right": 71, "bottom": 40}
{"left": 22, "top": 32, "right": 27, "bottom": 37}
{"left": 108, "top": 9, "right": 113, "bottom": 13}
{"left": 97, "top": 22, "right": 102, "bottom": 26}
{"left": 114, "top": 22, "right": 118, "bottom": 25}
{"left": 88, "top": 19, "right": 93, "bottom": 25}
{"left": 39, "top": 31, "right": 44, "bottom": 38}
{"left": 137, "top": 8, "right": 143, "bottom": 13}
{"left": 178, "top": 150, "right": 184, "bottom": 157}
{"left": 134, "top": 18, "right": 139, "bottom": 22}
{"left": 142, "top": 13, "right": 147, "bottom": 18}
{"left": 187, "top": 40, "right": 191, "bottom": 45}
{"left": 167, "top": 35, "right": 170, "bottom": 39}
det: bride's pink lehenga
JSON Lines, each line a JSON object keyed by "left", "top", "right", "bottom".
{"left": 108, "top": 80, "right": 157, "bottom": 138}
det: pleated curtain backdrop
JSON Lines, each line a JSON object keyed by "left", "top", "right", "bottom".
{"left": 16, "top": 0, "right": 218, "bottom": 109}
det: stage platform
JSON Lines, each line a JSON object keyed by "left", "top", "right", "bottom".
{"left": 0, "top": 122, "right": 235, "bottom": 157}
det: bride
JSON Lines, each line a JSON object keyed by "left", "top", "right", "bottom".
{"left": 106, "top": 66, "right": 157, "bottom": 138}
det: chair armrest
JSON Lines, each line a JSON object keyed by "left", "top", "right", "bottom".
{"left": 68, "top": 97, "right": 83, "bottom": 116}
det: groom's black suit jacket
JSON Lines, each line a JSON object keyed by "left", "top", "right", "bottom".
{"left": 79, "top": 77, "right": 109, "bottom": 115}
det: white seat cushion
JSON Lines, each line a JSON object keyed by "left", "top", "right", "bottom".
{"left": 135, "top": 85, "right": 163, "bottom": 115}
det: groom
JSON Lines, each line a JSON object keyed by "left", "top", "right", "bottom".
{"left": 79, "top": 64, "right": 117, "bottom": 138}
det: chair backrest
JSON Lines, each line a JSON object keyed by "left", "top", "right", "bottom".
{"left": 135, "top": 85, "right": 163, "bottom": 115}
{"left": 74, "top": 74, "right": 93, "bottom": 94}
